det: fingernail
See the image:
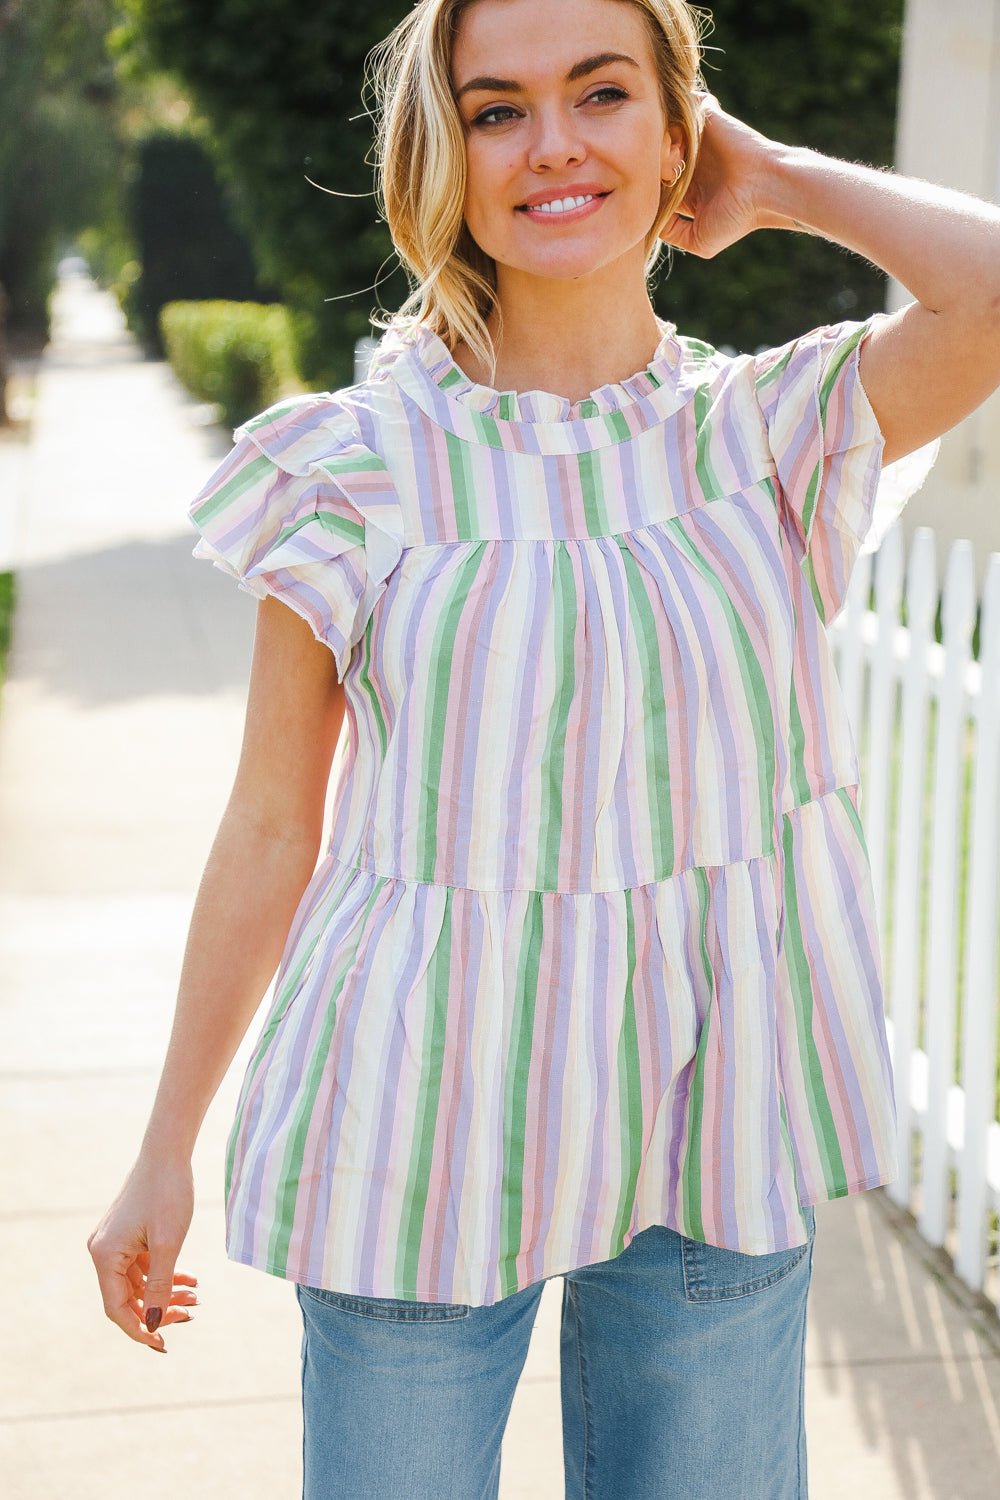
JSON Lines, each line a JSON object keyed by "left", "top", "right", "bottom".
{"left": 146, "top": 1306, "right": 162, "bottom": 1333}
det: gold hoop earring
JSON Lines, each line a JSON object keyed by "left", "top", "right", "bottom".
{"left": 671, "top": 160, "right": 686, "bottom": 185}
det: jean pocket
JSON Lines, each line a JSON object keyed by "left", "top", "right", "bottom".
{"left": 681, "top": 1205, "right": 816, "bottom": 1303}
{"left": 295, "top": 1281, "right": 473, "bottom": 1321}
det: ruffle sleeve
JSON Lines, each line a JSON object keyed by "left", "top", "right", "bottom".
{"left": 752, "top": 312, "right": 940, "bottom": 624}
{"left": 186, "top": 393, "right": 404, "bottom": 683}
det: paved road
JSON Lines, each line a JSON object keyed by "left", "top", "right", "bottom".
{"left": 1, "top": 273, "right": 998, "bottom": 1499}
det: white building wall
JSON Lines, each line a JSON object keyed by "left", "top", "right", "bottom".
{"left": 890, "top": 0, "right": 1000, "bottom": 583}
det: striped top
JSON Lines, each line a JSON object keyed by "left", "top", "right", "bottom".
{"left": 187, "top": 311, "right": 939, "bottom": 1307}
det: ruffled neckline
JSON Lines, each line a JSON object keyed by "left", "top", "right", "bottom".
{"left": 372, "top": 315, "right": 696, "bottom": 455}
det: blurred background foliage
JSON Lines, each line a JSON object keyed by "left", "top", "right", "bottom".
{"left": 159, "top": 298, "right": 302, "bottom": 428}
{"left": 0, "top": 0, "right": 905, "bottom": 414}
{"left": 0, "top": 0, "right": 128, "bottom": 346}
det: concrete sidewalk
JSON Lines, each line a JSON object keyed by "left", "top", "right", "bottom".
{"left": 1, "top": 273, "right": 998, "bottom": 1499}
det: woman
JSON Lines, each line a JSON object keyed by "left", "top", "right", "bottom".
{"left": 88, "top": 0, "right": 998, "bottom": 1495}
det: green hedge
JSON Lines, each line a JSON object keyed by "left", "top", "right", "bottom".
{"left": 160, "top": 299, "right": 303, "bottom": 431}
{"left": 0, "top": 570, "right": 16, "bottom": 702}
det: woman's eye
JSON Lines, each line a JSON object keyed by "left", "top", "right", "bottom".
{"left": 473, "top": 105, "right": 519, "bottom": 127}
{"left": 587, "top": 86, "right": 629, "bottom": 105}
{"left": 471, "top": 86, "right": 629, "bottom": 128}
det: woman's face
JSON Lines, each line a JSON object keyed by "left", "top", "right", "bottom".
{"left": 451, "top": 0, "right": 685, "bottom": 287}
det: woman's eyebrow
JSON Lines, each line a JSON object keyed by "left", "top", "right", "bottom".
{"left": 455, "top": 51, "right": 640, "bottom": 101}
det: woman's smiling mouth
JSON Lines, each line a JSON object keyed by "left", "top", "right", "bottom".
{"left": 516, "top": 191, "right": 611, "bottom": 222}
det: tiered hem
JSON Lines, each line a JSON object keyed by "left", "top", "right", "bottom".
{"left": 220, "top": 783, "right": 897, "bottom": 1307}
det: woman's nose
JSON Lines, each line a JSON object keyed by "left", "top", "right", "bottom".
{"left": 525, "top": 108, "right": 586, "bottom": 172}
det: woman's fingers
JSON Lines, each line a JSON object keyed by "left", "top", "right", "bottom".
{"left": 92, "top": 1248, "right": 198, "bottom": 1350}
{"left": 90, "top": 1240, "right": 171, "bottom": 1352}
{"left": 127, "top": 1292, "right": 195, "bottom": 1328}
{"left": 659, "top": 212, "right": 699, "bottom": 253}
{"left": 133, "top": 1248, "right": 200, "bottom": 1289}
{"left": 126, "top": 1257, "right": 200, "bottom": 1311}
{"left": 139, "top": 1269, "right": 200, "bottom": 1318}
{"left": 130, "top": 1249, "right": 200, "bottom": 1294}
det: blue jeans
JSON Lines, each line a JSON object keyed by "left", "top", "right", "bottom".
{"left": 295, "top": 1204, "right": 816, "bottom": 1499}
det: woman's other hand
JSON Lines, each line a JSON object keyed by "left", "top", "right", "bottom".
{"left": 87, "top": 1155, "right": 198, "bottom": 1352}
{"left": 659, "top": 90, "right": 800, "bottom": 258}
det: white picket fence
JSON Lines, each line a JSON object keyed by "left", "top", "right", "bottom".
{"left": 830, "top": 521, "right": 1000, "bottom": 1314}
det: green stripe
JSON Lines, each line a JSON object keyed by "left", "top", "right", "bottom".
{"left": 779, "top": 809, "right": 848, "bottom": 1194}
{"left": 777, "top": 1089, "right": 797, "bottom": 1195}
{"left": 753, "top": 340, "right": 795, "bottom": 395}
{"left": 470, "top": 409, "right": 505, "bottom": 448}
{"left": 280, "top": 508, "right": 363, "bottom": 550}
{"left": 444, "top": 428, "right": 476, "bottom": 536}
{"left": 397, "top": 894, "right": 455, "bottom": 1293}
{"left": 609, "top": 887, "right": 644, "bottom": 1253}
{"left": 317, "top": 448, "right": 390, "bottom": 476}
{"left": 416, "top": 544, "right": 485, "bottom": 880}
{"left": 266, "top": 876, "right": 388, "bottom": 1273}
{"left": 804, "top": 551, "right": 829, "bottom": 624}
{"left": 618, "top": 539, "right": 674, "bottom": 875}
{"left": 818, "top": 325, "right": 865, "bottom": 417}
{"left": 535, "top": 545, "right": 577, "bottom": 890}
{"left": 692, "top": 383, "right": 721, "bottom": 497}
{"left": 799, "top": 459, "right": 823, "bottom": 576}
{"left": 800, "top": 328, "right": 864, "bottom": 568}
{"left": 835, "top": 783, "right": 867, "bottom": 850}
{"left": 679, "top": 336, "right": 715, "bottom": 367}
{"left": 604, "top": 409, "right": 632, "bottom": 444}
{"left": 786, "top": 672, "right": 812, "bottom": 808}
{"left": 497, "top": 895, "right": 543, "bottom": 1296}
{"left": 352, "top": 618, "right": 392, "bottom": 755}
{"left": 224, "top": 897, "right": 338, "bottom": 1199}
{"left": 194, "top": 449, "right": 366, "bottom": 552}
{"left": 577, "top": 449, "right": 606, "bottom": 533}
{"left": 240, "top": 396, "right": 315, "bottom": 431}
{"left": 667, "top": 521, "right": 777, "bottom": 849}
{"left": 192, "top": 450, "right": 274, "bottom": 524}
{"left": 680, "top": 866, "right": 714, "bottom": 1240}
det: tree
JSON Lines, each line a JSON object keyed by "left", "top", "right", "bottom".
{"left": 0, "top": 0, "right": 131, "bottom": 321}
{"left": 0, "top": 0, "right": 131, "bottom": 369}
{"left": 123, "top": 126, "right": 279, "bottom": 356}
{"left": 114, "top": 0, "right": 410, "bottom": 389}
{"left": 664, "top": 0, "right": 906, "bottom": 349}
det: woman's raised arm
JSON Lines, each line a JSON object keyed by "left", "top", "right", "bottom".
{"left": 760, "top": 145, "right": 1000, "bottom": 469}
{"left": 662, "top": 91, "right": 1000, "bottom": 469}
{"left": 86, "top": 596, "right": 346, "bottom": 1351}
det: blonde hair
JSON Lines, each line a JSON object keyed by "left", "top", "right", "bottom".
{"left": 365, "top": 0, "right": 712, "bottom": 379}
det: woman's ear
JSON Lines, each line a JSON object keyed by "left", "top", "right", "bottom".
{"left": 659, "top": 119, "right": 687, "bottom": 186}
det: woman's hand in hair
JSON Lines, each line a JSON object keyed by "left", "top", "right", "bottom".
{"left": 659, "top": 91, "right": 803, "bottom": 258}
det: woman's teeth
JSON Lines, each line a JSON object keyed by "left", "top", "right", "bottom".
{"left": 523, "top": 194, "right": 597, "bottom": 213}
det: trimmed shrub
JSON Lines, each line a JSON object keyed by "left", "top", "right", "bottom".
{"left": 160, "top": 299, "right": 304, "bottom": 430}
{"left": 0, "top": 570, "right": 16, "bottom": 701}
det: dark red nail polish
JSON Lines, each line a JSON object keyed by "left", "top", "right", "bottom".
{"left": 146, "top": 1306, "right": 162, "bottom": 1332}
